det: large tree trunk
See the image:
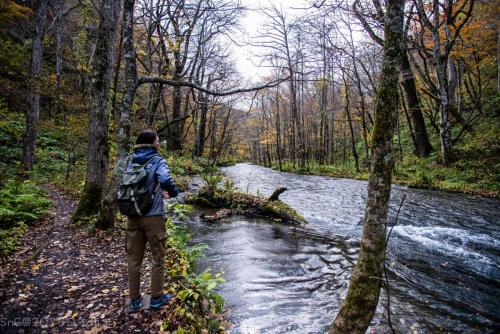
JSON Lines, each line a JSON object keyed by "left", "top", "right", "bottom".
{"left": 429, "top": 0, "right": 453, "bottom": 165}
{"left": 22, "top": 0, "right": 48, "bottom": 173}
{"left": 95, "top": 0, "right": 136, "bottom": 229}
{"left": 400, "top": 51, "right": 433, "bottom": 157}
{"left": 168, "top": 83, "right": 183, "bottom": 151}
{"left": 73, "top": 0, "right": 122, "bottom": 222}
{"left": 329, "top": 0, "right": 404, "bottom": 331}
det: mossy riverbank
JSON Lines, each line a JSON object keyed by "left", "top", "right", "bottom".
{"left": 185, "top": 175, "right": 307, "bottom": 224}
{"left": 266, "top": 123, "right": 499, "bottom": 198}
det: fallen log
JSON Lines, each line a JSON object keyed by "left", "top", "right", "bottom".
{"left": 186, "top": 185, "right": 306, "bottom": 224}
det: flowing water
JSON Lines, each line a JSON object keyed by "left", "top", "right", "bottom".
{"left": 187, "top": 163, "right": 500, "bottom": 333}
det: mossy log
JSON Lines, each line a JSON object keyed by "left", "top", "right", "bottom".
{"left": 186, "top": 186, "right": 307, "bottom": 224}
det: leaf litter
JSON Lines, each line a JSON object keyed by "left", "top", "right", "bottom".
{"left": 0, "top": 185, "right": 176, "bottom": 333}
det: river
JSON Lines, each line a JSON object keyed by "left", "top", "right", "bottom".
{"left": 186, "top": 163, "right": 500, "bottom": 333}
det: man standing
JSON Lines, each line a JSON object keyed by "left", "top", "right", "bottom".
{"left": 124, "top": 129, "right": 179, "bottom": 310}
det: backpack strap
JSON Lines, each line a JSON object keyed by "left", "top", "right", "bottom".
{"left": 130, "top": 189, "right": 143, "bottom": 216}
{"left": 141, "top": 155, "right": 157, "bottom": 167}
{"left": 141, "top": 155, "right": 161, "bottom": 195}
{"left": 151, "top": 157, "right": 161, "bottom": 194}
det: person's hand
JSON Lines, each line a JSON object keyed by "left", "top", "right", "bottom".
{"left": 163, "top": 191, "right": 170, "bottom": 200}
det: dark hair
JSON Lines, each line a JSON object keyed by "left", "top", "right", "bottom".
{"left": 136, "top": 129, "right": 158, "bottom": 145}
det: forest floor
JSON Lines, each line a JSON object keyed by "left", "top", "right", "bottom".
{"left": 0, "top": 184, "right": 170, "bottom": 333}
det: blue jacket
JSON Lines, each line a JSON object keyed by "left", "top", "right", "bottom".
{"left": 129, "top": 146, "right": 179, "bottom": 217}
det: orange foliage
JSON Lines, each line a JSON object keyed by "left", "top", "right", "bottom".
{"left": 451, "top": 0, "right": 497, "bottom": 65}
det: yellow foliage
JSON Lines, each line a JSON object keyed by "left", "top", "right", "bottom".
{"left": 450, "top": 0, "right": 497, "bottom": 66}
{"left": 0, "top": 1, "right": 32, "bottom": 26}
{"left": 259, "top": 129, "right": 276, "bottom": 145}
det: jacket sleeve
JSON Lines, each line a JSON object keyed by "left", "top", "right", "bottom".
{"left": 155, "top": 159, "right": 179, "bottom": 197}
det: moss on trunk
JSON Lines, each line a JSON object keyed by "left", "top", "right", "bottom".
{"left": 329, "top": 0, "right": 405, "bottom": 332}
{"left": 72, "top": 184, "right": 103, "bottom": 224}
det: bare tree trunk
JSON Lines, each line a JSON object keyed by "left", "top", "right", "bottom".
{"left": 208, "top": 107, "right": 217, "bottom": 161}
{"left": 275, "top": 88, "right": 283, "bottom": 171}
{"left": 22, "top": 0, "right": 48, "bottom": 173}
{"left": 360, "top": 99, "right": 370, "bottom": 168}
{"left": 164, "top": 0, "right": 204, "bottom": 152}
{"left": 146, "top": 83, "right": 162, "bottom": 126}
{"left": 448, "top": 56, "right": 458, "bottom": 107}
{"left": 416, "top": 0, "right": 474, "bottom": 164}
{"left": 319, "top": 26, "right": 328, "bottom": 165}
{"left": 400, "top": 51, "right": 433, "bottom": 157}
{"left": 400, "top": 85, "right": 418, "bottom": 154}
{"left": 194, "top": 92, "right": 208, "bottom": 157}
{"left": 169, "top": 83, "right": 183, "bottom": 150}
{"left": 95, "top": 0, "right": 136, "bottom": 229}
{"left": 341, "top": 118, "right": 346, "bottom": 165}
{"left": 435, "top": 53, "right": 453, "bottom": 164}
{"left": 397, "top": 108, "right": 403, "bottom": 161}
{"left": 329, "top": 0, "right": 404, "bottom": 331}
{"left": 498, "top": 29, "right": 500, "bottom": 94}
{"left": 54, "top": 0, "right": 64, "bottom": 115}
{"left": 353, "top": 0, "right": 432, "bottom": 158}
{"left": 266, "top": 142, "right": 272, "bottom": 167}
{"left": 111, "top": 25, "right": 124, "bottom": 120}
{"left": 73, "top": 0, "right": 122, "bottom": 222}
{"left": 327, "top": 70, "right": 335, "bottom": 164}
{"left": 352, "top": 61, "right": 370, "bottom": 168}
{"left": 344, "top": 85, "right": 360, "bottom": 173}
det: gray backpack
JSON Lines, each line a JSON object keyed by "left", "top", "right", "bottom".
{"left": 117, "top": 156, "right": 158, "bottom": 216}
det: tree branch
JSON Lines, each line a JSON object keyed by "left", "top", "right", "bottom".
{"left": 353, "top": 0, "right": 384, "bottom": 46}
{"left": 137, "top": 75, "right": 291, "bottom": 96}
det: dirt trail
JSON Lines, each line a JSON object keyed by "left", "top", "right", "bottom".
{"left": 0, "top": 185, "right": 168, "bottom": 333}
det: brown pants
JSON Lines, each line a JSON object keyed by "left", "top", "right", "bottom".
{"left": 126, "top": 215, "right": 167, "bottom": 300}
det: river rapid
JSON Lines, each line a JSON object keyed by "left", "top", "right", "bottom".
{"left": 186, "top": 163, "right": 500, "bottom": 333}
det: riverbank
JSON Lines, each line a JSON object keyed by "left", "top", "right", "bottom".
{"left": 207, "top": 163, "right": 500, "bottom": 333}
{"left": 269, "top": 159, "right": 499, "bottom": 198}
{"left": 0, "top": 185, "right": 228, "bottom": 333}
{"left": 260, "top": 122, "right": 500, "bottom": 198}
{"left": 0, "top": 108, "right": 229, "bottom": 331}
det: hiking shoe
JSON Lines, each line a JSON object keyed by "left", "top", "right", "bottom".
{"left": 149, "top": 293, "right": 173, "bottom": 310}
{"left": 129, "top": 296, "right": 142, "bottom": 311}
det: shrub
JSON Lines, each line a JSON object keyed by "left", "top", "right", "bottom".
{"left": 0, "top": 180, "right": 51, "bottom": 257}
{"left": 202, "top": 174, "right": 223, "bottom": 194}
{"left": 0, "top": 180, "right": 51, "bottom": 228}
{"left": 163, "top": 204, "right": 227, "bottom": 333}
